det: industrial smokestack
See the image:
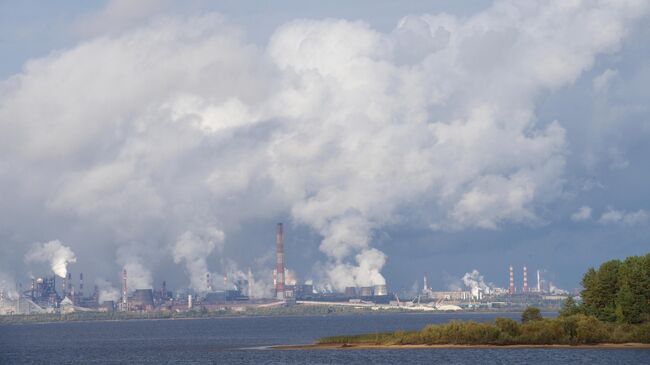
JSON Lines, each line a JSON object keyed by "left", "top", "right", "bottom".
{"left": 161, "top": 280, "right": 167, "bottom": 300}
{"left": 509, "top": 264, "right": 515, "bottom": 295}
{"left": 206, "top": 272, "right": 212, "bottom": 291}
{"left": 79, "top": 273, "right": 84, "bottom": 300}
{"left": 536, "top": 270, "right": 541, "bottom": 293}
{"left": 275, "top": 223, "right": 285, "bottom": 300}
{"left": 523, "top": 266, "right": 528, "bottom": 293}
{"left": 122, "top": 268, "right": 128, "bottom": 311}
{"left": 67, "top": 272, "right": 72, "bottom": 296}
{"left": 423, "top": 273, "right": 429, "bottom": 294}
{"left": 63, "top": 273, "right": 68, "bottom": 298}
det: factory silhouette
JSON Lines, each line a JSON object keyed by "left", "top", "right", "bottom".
{"left": 1, "top": 223, "right": 570, "bottom": 315}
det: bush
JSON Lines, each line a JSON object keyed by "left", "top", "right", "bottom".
{"left": 317, "top": 314, "right": 650, "bottom": 346}
{"left": 522, "top": 307, "right": 543, "bottom": 323}
{"left": 575, "top": 315, "right": 608, "bottom": 344}
{"left": 631, "top": 323, "right": 650, "bottom": 343}
{"left": 519, "top": 319, "right": 564, "bottom": 344}
{"left": 495, "top": 317, "right": 521, "bottom": 338}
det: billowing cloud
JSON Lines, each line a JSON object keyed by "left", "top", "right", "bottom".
{"left": 1, "top": 1, "right": 649, "bottom": 291}
{"left": 599, "top": 208, "right": 649, "bottom": 226}
{"left": 24, "top": 240, "right": 77, "bottom": 278}
{"left": 571, "top": 206, "right": 592, "bottom": 222}
{"left": 593, "top": 68, "right": 619, "bottom": 93}
{"left": 95, "top": 278, "right": 120, "bottom": 303}
{"left": 173, "top": 226, "right": 225, "bottom": 291}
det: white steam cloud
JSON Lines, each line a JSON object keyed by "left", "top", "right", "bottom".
{"left": 173, "top": 227, "right": 225, "bottom": 291}
{"left": 118, "top": 254, "right": 153, "bottom": 291}
{"left": 24, "top": 240, "right": 77, "bottom": 278}
{"left": 2, "top": 1, "right": 648, "bottom": 291}
{"left": 462, "top": 270, "right": 494, "bottom": 295}
{"left": 95, "top": 278, "right": 120, "bottom": 303}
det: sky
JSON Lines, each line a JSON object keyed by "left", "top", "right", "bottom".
{"left": 1, "top": 0, "right": 649, "bottom": 299}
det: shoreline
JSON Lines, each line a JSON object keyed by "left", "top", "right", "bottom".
{"left": 0, "top": 310, "right": 547, "bottom": 326}
{"left": 274, "top": 343, "right": 650, "bottom": 350}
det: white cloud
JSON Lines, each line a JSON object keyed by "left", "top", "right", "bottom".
{"left": 571, "top": 206, "right": 592, "bottom": 222}
{"left": 74, "top": 0, "right": 172, "bottom": 37}
{"left": 599, "top": 208, "right": 649, "bottom": 226}
{"left": 1, "top": 1, "right": 648, "bottom": 290}
{"left": 593, "top": 68, "right": 619, "bottom": 93}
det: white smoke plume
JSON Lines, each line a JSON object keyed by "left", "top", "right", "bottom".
{"left": 218, "top": 260, "right": 274, "bottom": 298}
{"left": 284, "top": 268, "right": 298, "bottom": 286}
{"left": 2, "top": 1, "right": 648, "bottom": 291}
{"left": 95, "top": 278, "right": 120, "bottom": 303}
{"left": 549, "top": 282, "right": 569, "bottom": 295}
{"left": 24, "top": 240, "right": 77, "bottom": 278}
{"left": 173, "top": 226, "right": 225, "bottom": 291}
{"left": 123, "top": 262, "right": 152, "bottom": 290}
{"left": 0, "top": 272, "right": 18, "bottom": 300}
{"left": 462, "top": 270, "right": 495, "bottom": 295}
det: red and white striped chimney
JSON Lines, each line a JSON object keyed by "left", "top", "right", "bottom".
{"left": 509, "top": 264, "right": 515, "bottom": 295}
{"left": 275, "top": 223, "right": 285, "bottom": 300}
{"left": 523, "top": 265, "right": 529, "bottom": 293}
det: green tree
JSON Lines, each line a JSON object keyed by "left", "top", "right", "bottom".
{"left": 495, "top": 317, "right": 521, "bottom": 338}
{"left": 522, "top": 307, "right": 543, "bottom": 323}
{"left": 616, "top": 283, "right": 640, "bottom": 324}
{"left": 559, "top": 296, "right": 580, "bottom": 317}
{"left": 575, "top": 315, "right": 608, "bottom": 344}
{"left": 580, "top": 260, "right": 621, "bottom": 321}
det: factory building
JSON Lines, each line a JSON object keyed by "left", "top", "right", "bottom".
{"left": 130, "top": 289, "right": 155, "bottom": 312}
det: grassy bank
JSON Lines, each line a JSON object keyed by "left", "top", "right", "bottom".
{"left": 318, "top": 315, "right": 650, "bottom": 346}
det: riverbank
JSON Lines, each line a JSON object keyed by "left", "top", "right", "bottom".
{"left": 275, "top": 343, "right": 650, "bottom": 350}
{"left": 310, "top": 315, "right": 650, "bottom": 347}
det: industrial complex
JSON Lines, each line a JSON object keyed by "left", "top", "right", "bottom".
{"left": 0, "top": 223, "right": 571, "bottom": 316}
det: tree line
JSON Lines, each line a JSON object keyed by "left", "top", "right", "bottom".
{"left": 562, "top": 252, "right": 650, "bottom": 324}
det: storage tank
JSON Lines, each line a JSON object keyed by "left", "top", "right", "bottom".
{"left": 359, "top": 286, "right": 373, "bottom": 297}
{"left": 374, "top": 285, "right": 387, "bottom": 296}
{"left": 344, "top": 287, "right": 357, "bottom": 297}
{"left": 131, "top": 289, "right": 154, "bottom": 311}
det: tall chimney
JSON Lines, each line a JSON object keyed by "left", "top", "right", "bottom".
{"left": 161, "top": 280, "right": 167, "bottom": 300}
{"left": 206, "top": 272, "right": 212, "bottom": 291}
{"left": 536, "top": 270, "right": 541, "bottom": 293}
{"left": 63, "top": 273, "right": 68, "bottom": 298}
{"left": 122, "top": 268, "right": 128, "bottom": 311}
{"left": 66, "top": 272, "right": 74, "bottom": 302}
{"left": 509, "top": 264, "right": 515, "bottom": 295}
{"left": 423, "top": 273, "right": 429, "bottom": 294}
{"left": 79, "top": 273, "right": 84, "bottom": 300}
{"left": 93, "top": 285, "right": 99, "bottom": 304}
{"left": 275, "top": 223, "right": 285, "bottom": 300}
{"left": 523, "top": 266, "right": 528, "bottom": 293}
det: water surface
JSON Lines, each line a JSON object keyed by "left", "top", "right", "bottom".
{"left": 1, "top": 312, "right": 648, "bottom": 364}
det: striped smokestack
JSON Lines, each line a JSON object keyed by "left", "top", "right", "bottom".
{"left": 275, "top": 223, "right": 285, "bottom": 300}
{"left": 122, "top": 268, "right": 128, "bottom": 311}
{"left": 509, "top": 264, "right": 515, "bottom": 295}
{"left": 523, "top": 265, "right": 528, "bottom": 293}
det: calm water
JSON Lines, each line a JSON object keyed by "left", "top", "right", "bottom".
{"left": 0, "top": 312, "right": 648, "bottom": 364}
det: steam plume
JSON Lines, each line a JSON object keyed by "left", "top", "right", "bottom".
{"left": 173, "top": 227, "right": 225, "bottom": 291}
{"left": 24, "top": 240, "right": 77, "bottom": 277}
